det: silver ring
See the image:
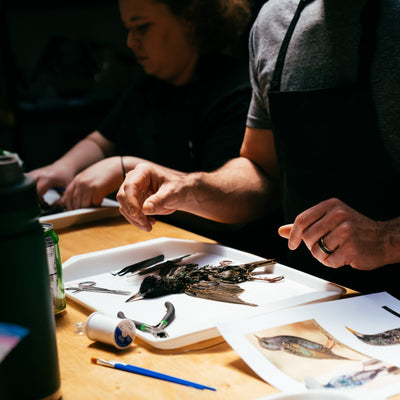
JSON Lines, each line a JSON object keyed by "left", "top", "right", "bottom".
{"left": 318, "top": 237, "right": 334, "bottom": 255}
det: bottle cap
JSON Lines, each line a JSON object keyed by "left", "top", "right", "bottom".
{"left": 0, "top": 155, "right": 24, "bottom": 186}
{"left": 0, "top": 154, "right": 41, "bottom": 234}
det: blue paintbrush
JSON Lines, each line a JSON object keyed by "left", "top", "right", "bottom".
{"left": 90, "top": 357, "right": 216, "bottom": 391}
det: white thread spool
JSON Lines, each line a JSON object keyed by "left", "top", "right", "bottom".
{"left": 84, "top": 312, "right": 136, "bottom": 349}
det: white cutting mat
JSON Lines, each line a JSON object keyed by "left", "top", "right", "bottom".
{"left": 62, "top": 237, "right": 345, "bottom": 349}
{"left": 39, "top": 189, "right": 120, "bottom": 230}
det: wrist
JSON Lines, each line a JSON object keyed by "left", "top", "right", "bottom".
{"left": 183, "top": 172, "right": 205, "bottom": 209}
{"left": 379, "top": 218, "right": 400, "bottom": 265}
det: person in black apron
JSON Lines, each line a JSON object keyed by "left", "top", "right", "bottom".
{"left": 116, "top": 0, "right": 400, "bottom": 297}
{"left": 266, "top": 0, "right": 399, "bottom": 295}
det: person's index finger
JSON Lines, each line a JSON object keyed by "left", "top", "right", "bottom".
{"left": 278, "top": 223, "right": 293, "bottom": 238}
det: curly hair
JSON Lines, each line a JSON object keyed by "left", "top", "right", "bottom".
{"left": 156, "top": 0, "right": 251, "bottom": 56}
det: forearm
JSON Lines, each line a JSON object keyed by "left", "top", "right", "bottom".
{"left": 52, "top": 131, "right": 114, "bottom": 175}
{"left": 181, "top": 157, "right": 277, "bottom": 224}
{"left": 122, "top": 156, "right": 186, "bottom": 177}
{"left": 380, "top": 217, "right": 400, "bottom": 265}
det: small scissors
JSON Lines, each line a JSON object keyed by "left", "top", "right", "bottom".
{"left": 66, "top": 281, "right": 131, "bottom": 296}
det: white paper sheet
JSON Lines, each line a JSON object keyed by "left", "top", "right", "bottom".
{"left": 217, "top": 292, "right": 400, "bottom": 399}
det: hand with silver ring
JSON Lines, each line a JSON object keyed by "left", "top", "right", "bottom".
{"left": 318, "top": 237, "right": 334, "bottom": 255}
{"left": 278, "top": 198, "right": 397, "bottom": 270}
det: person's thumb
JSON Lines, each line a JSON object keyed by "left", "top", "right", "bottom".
{"left": 143, "top": 197, "right": 157, "bottom": 214}
{"left": 142, "top": 189, "right": 176, "bottom": 216}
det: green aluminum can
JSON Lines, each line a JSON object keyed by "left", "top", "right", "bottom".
{"left": 42, "top": 222, "right": 66, "bottom": 314}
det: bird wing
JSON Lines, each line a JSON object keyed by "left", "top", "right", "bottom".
{"left": 185, "top": 282, "right": 258, "bottom": 306}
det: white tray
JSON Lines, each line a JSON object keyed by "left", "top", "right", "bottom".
{"left": 62, "top": 238, "right": 345, "bottom": 349}
{"left": 39, "top": 189, "right": 120, "bottom": 230}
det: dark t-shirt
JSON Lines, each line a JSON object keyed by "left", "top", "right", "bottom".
{"left": 99, "top": 54, "right": 251, "bottom": 172}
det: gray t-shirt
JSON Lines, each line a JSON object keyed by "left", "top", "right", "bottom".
{"left": 247, "top": 0, "right": 400, "bottom": 171}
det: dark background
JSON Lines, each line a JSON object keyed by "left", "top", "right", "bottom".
{"left": 0, "top": 0, "right": 266, "bottom": 171}
{"left": 0, "top": 0, "right": 137, "bottom": 171}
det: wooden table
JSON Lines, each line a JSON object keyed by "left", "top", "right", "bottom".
{"left": 56, "top": 215, "right": 278, "bottom": 400}
{"left": 55, "top": 216, "right": 399, "bottom": 400}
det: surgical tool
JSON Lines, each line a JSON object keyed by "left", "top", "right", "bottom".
{"left": 117, "top": 301, "right": 175, "bottom": 338}
{"left": 112, "top": 254, "right": 165, "bottom": 276}
{"left": 66, "top": 281, "right": 131, "bottom": 295}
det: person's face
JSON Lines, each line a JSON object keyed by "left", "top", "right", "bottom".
{"left": 119, "top": 0, "right": 199, "bottom": 86}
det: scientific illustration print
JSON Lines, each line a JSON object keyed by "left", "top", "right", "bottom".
{"left": 246, "top": 319, "right": 400, "bottom": 390}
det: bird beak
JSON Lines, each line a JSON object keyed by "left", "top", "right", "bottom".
{"left": 125, "top": 292, "right": 144, "bottom": 303}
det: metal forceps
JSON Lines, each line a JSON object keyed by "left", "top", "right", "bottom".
{"left": 66, "top": 281, "right": 131, "bottom": 296}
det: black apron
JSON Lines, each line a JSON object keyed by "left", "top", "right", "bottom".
{"left": 268, "top": 0, "right": 400, "bottom": 295}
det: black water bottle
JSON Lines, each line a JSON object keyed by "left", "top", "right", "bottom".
{"left": 0, "top": 155, "right": 61, "bottom": 399}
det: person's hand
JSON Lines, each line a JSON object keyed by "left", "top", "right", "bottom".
{"left": 117, "top": 163, "right": 189, "bottom": 232}
{"left": 60, "top": 157, "right": 124, "bottom": 210}
{"left": 28, "top": 164, "right": 74, "bottom": 200}
{"left": 278, "top": 198, "right": 391, "bottom": 271}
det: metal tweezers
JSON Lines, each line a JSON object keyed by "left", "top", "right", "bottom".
{"left": 133, "top": 254, "right": 193, "bottom": 276}
{"left": 112, "top": 254, "right": 165, "bottom": 276}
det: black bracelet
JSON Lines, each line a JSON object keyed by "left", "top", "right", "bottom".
{"left": 120, "top": 156, "right": 126, "bottom": 179}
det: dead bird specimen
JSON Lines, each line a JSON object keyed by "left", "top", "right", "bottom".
{"left": 126, "top": 258, "right": 281, "bottom": 306}
{"left": 346, "top": 326, "right": 400, "bottom": 346}
{"left": 256, "top": 334, "right": 351, "bottom": 360}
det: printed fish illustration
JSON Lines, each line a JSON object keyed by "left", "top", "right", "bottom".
{"left": 256, "top": 335, "right": 350, "bottom": 360}
{"left": 346, "top": 326, "right": 400, "bottom": 346}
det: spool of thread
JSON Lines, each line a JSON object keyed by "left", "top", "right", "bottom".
{"left": 84, "top": 312, "right": 136, "bottom": 349}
